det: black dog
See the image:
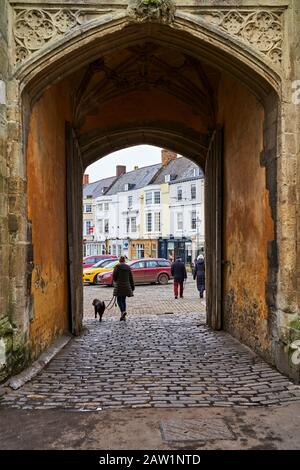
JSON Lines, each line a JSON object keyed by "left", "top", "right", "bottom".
{"left": 92, "top": 299, "right": 106, "bottom": 322}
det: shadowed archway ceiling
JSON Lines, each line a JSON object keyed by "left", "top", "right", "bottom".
{"left": 69, "top": 41, "right": 220, "bottom": 164}
{"left": 74, "top": 42, "right": 218, "bottom": 125}
{"left": 71, "top": 39, "right": 220, "bottom": 165}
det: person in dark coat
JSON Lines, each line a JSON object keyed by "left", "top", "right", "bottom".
{"left": 171, "top": 257, "right": 187, "bottom": 299}
{"left": 113, "top": 256, "right": 135, "bottom": 321}
{"left": 193, "top": 254, "right": 205, "bottom": 298}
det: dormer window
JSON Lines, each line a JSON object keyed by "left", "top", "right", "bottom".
{"left": 165, "top": 174, "right": 176, "bottom": 182}
{"left": 124, "top": 183, "right": 135, "bottom": 191}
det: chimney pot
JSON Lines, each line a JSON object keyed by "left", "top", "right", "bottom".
{"left": 83, "top": 174, "right": 89, "bottom": 185}
{"left": 134, "top": 165, "right": 139, "bottom": 170}
{"left": 161, "top": 149, "right": 177, "bottom": 167}
{"left": 116, "top": 165, "right": 126, "bottom": 177}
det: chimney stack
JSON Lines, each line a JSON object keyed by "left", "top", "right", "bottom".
{"left": 161, "top": 149, "right": 177, "bottom": 167}
{"left": 134, "top": 165, "right": 139, "bottom": 170}
{"left": 116, "top": 165, "right": 126, "bottom": 177}
{"left": 83, "top": 174, "right": 89, "bottom": 185}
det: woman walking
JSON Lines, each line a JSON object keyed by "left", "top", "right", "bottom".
{"left": 193, "top": 254, "right": 205, "bottom": 298}
{"left": 113, "top": 256, "right": 135, "bottom": 321}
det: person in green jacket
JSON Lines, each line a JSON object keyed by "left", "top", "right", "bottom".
{"left": 113, "top": 255, "right": 135, "bottom": 321}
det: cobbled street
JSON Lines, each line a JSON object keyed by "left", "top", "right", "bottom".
{"left": 84, "top": 275, "right": 205, "bottom": 316}
{"left": 1, "top": 279, "right": 300, "bottom": 412}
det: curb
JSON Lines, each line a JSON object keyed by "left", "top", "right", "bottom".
{"left": 1, "top": 334, "right": 72, "bottom": 393}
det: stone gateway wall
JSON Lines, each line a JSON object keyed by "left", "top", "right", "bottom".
{"left": 0, "top": 0, "right": 299, "bottom": 383}
{"left": 26, "top": 81, "right": 72, "bottom": 359}
{"left": 219, "top": 76, "right": 275, "bottom": 359}
{"left": 0, "top": 1, "right": 11, "bottom": 382}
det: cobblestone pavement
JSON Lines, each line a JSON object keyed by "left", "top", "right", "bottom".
{"left": 83, "top": 276, "right": 205, "bottom": 316}
{"left": 1, "top": 278, "right": 300, "bottom": 411}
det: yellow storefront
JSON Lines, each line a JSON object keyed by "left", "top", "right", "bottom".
{"left": 129, "top": 239, "right": 158, "bottom": 259}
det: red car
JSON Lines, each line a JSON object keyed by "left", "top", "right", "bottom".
{"left": 83, "top": 255, "right": 116, "bottom": 269}
{"left": 98, "top": 258, "right": 172, "bottom": 286}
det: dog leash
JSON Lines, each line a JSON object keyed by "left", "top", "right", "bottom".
{"left": 106, "top": 295, "right": 117, "bottom": 310}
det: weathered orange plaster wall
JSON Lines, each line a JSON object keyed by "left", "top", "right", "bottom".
{"left": 27, "top": 82, "right": 71, "bottom": 357}
{"left": 219, "top": 77, "right": 275, "bottom": 357}
{"left": 80, "top": 89, "right": 209, "bottom": 135}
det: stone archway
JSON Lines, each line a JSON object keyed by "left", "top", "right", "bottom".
{"left": 80, "top": 124, "right": 209, "bottom": 168}
{"left": 1, "top": 1, "right": 299, "bottom": 384}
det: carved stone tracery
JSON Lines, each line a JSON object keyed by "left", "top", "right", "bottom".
{"left": 13, "top": 4, "right": 284, "bottom": 67}
{"left": 14, "top": 7, "right": 112, "bottom": 63}
{"left": 199, "top": 10, "right": 283, "bottom": 65}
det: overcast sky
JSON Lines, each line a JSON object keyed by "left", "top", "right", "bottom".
{"left": 85, "top": 145, "right": 164, "bottom": 183}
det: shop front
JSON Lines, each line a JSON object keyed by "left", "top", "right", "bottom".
{"left": 158, "top": 238, "right": 192, "bottom": 263}
{"left": 129, "top": 239, "right": 158, "bottom": 259}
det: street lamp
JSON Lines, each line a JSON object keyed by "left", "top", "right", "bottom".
{"left": 196, "top": 216, "right": 202, "bottom": 258}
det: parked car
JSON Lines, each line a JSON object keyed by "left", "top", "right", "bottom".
{"left": 83, "top": 258, "right": 121, "bottom": 285}
{"left": 83, "top": 254, "right": 116, "bottom": 269}
{"left": 98, "top": 258, "right": 172, "bottom": 286}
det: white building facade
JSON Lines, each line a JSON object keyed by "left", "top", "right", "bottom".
{"left": 143, "top": 184, "right": 163, "bottom": 239}
{"left": 169, "top": 176, "right": 205, "bottom": 261}
{"left": 93, "top": 194, "right": 116, "bottom": 255}
{"left": 94, "top": 185, "right": 142, "bottom": 258}
{"left": 82, "top": 174, "right": 117, "bottom": 256}
{"left": 84, "top": 154, "right": 205, "bottom": 262}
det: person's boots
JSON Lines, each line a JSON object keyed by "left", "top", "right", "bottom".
{"left": 120, "top": 311, "right": 127, "bottom": 321}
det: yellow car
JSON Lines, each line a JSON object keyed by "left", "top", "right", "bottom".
{"left": 83, "top": 259, "right": 119, "bottom": 285}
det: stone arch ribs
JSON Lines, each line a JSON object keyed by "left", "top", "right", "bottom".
{"left": 72, "top": 42, "right": 216, "bottom": 129}
{"left": 79, "top": 123, "right": 209, "bottom": 169}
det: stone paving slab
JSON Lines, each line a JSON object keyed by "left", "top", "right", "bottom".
{"left": 160, "top": 418, "right": 235, "bottom": 442}
{"left": 1, "top": 405, "right": 300, "bottom": 449}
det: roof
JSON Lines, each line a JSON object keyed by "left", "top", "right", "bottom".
{"left": 83, "top": 157, "right": 203, "bottom": 199}
{"left": 83, "top": 176, "right": 117, "bottom": 198}
{"left": 151, "top": 157, "right": 204, "bottom": 185}
{"left": 106, "top": 163, "right": 162, "bottom": 195}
